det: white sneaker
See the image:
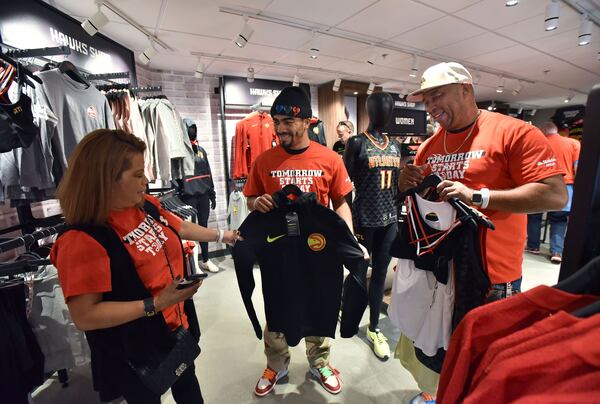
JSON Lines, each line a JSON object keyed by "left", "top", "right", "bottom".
{"left": 199, "top": 259, "right": 219, "bottom": 273}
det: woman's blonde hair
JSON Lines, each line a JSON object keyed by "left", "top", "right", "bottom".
{"left": 56, "top": 129, "right": 146, "bottom": 225}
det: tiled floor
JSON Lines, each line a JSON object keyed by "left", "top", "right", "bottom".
{"left": 33, "top": 246, "right": 561, "bottom": 404}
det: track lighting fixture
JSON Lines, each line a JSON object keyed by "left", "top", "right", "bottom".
{"left": 138, "top": 40, "right": 156, "bottom": 65}
{"left": 488, "top": 101, "right": 495, "bottom": 111}
{"left": 496, "top": 76, "right": 505, "bottom": 93}
{"left": 292, "top": 74, "right": 300, "bottom": 87}
{"left": 235, "top": 17, "right": 254, "bottom": 48}
{"left": 512, "top": 80, "right": 522, "bottom": 95}
{"left": 578, "top": 15, "right": 592, "bottom": 46}
{"left": 517, "top": 106, "right": 524, "bottom": 114}
{"left": 545, "top": 0, "right": 560, "bottom": 31}
{"left": 309, "top": 32, "right": 320, "bottom": 59}
{"left": 530, "top": 109, "right": 537, "bottom": 116}
{"left": 194, "top": 61, "right": 205, "bottom": 79}
{"left": 367, "top": 45, "right": 377, "bottom": 65}
{"left": 332, "top": 78, "right": 341, "bottom": 92}
{"left": 505, "top": 0, "right": 519, "bottom": 6}
{"left": 82, "top": 2, "right": 109, "bottom": 36}
{"left": 367, "top": 82, "right": 375, "bottom": 95}
{"left": 409, "top": 55, "right": 419, "bottom": 78}
{"left": 246, "top": 66, "right": 254, "bottom": 83}
{"left": 564, "top": 93, "right": 574, "bottom": 103}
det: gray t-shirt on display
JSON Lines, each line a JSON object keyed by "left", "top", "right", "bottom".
{"left": 35, "top": 69, "right": 115, "bottom": 175}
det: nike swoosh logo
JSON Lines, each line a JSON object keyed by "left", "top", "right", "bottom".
{"left": 267, "top": 234, "right": 286, "bottom": 243}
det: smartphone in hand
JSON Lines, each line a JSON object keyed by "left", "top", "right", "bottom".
{"left": 176, "top": 273, "right": 208, "bottom": 289}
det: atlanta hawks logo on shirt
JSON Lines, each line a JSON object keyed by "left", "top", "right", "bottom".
{"left": 87, "top": 106, "right": 97, "bottom": 118}
{"left": 425, "top": 150, "right": 486, "bottom": 180}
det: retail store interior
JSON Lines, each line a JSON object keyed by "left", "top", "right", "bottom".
{"left": 1, "top": 0, "right": 599, "bottom": 403}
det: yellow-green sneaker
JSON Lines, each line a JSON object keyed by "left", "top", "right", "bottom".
{"left": 366, "top": 329, "right": 390, "bottom": 360}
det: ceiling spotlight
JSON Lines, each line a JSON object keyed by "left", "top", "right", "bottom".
{"left": 512, "top": 80, "right": 522, "bottom": 95}
{"left": 545, "top": 0, "right": 560, "bottom": 31}
{"left": 496, "top": 76, "right": 505, "bottom": 93}
{"left": 367, "top": 45, "right": 377, "bottom": 65}
{"left": 309, "top": 32, "right": 320, "bottom": 59}
{"left": 531, "top": 108, "right": 537, "bottom": 116}
{"left": 194, "top": 61, "right": 205, "bottom": 79}
{"left": 235, "top": 18, "right": 254, "bottom": 48}
{"left": 487, "top": 101, "right": 495, "bottom": 111}
{"left": 353, "top": 91, "right": 358, "bottom": 95}
{"left": 246, "top": 66, "right": 255, "bottom": 83}
{"left": 367, "top": 82, "right": 375, "bottom": 95}
{"left": 409, "top": 54, "right": 419, "bottom": 78}
{"left": 81, "top": 3, "right": 109, "bottom": 36}
{"left": 564, "top": 93, "right": 574, "bottom": 103}
{"left": 333, "top": 78, "right": 342, "bottom": 92}
{"left": 505, "top": 0, "right": 519, "bottom": 6}
{"left": 517, "top": 106, "right": 524, "bottom": 114}
{"left": 578, "top": 15, "right": 592, "bottom": 46}
{"left": 138, "top": 40, "right": 157, "bottom": 65}
{"left": 292, "top": 74, "right": 300, "bottom": 87}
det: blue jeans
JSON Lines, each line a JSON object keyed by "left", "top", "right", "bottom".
{"left": 486, "top": 278, "right": 522, "bottom": 303}
{"left": 527, "top": 211, "right": 569, "bottom": 254}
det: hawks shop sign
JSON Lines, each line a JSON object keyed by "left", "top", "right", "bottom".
{"left": 0, "top": 0, "right": 136, "bottom": 78}
{"left": 382, "top": 93, "right": 427, "bottom": 136}
{"left": 224, "top": 76, "right": 311, "bottom": 107}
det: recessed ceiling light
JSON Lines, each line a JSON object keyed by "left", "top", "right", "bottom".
{"left": 505, "top": 0, "right": 519, "bottom": 6}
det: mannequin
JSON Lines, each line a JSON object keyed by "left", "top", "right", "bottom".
{"left": 343, "top": 92, "right": 401, "bottom": 360}
{"left": 179, "top": 119, "right": 219, "bottom": 273}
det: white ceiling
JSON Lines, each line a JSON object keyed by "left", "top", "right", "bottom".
{"left": 47, "top": 0, "right": 600, "bottom": 108}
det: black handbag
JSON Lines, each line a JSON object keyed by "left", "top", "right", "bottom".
{"left": 131, "top": 325, "right": 200, "bottom": 395}
{"left": 129, "top": 216, "right": 201, "bottom": 395}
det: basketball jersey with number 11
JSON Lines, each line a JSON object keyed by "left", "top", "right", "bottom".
{"left": 353, "top": 131, "right": 401, "bottom": 228}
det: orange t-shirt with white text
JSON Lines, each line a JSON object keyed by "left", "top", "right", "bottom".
{"left": 546, "top": 134, "right": 578, "bottom": 185}
{"left": 243, "top": 141, "right": 353, "bottom": 207}
{"left": 415, "top": 110, "right": 564, "bottom": 283}
{"left": 50, "top": 195, "right": 188, "bottom": 330}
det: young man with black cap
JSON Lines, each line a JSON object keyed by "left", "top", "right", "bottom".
{"left": 243, "top": 86, "right": 362, "bottom": 397}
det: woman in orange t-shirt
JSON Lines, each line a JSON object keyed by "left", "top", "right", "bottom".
{"left": 50, "top": 129, "right": 239, "bottom": 404}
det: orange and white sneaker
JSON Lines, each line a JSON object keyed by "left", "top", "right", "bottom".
{"left": 309, "top": 365, "right": 342, "bottom": 394}
{"left": 254, "top": 367, "right": 288, "bottom": 397}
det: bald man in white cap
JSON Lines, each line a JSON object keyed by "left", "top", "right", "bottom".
{"left": 398, "top": 62, "right": 567, "bottom": 402}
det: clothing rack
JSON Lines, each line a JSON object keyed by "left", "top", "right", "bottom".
{"left": 0, "top": 51, "right": 43, "bottom": 84}
{"left": 148, "top": 187, "right": 177, "bottom": 199}
{"left": 86, "top": 72, "right": 130, "bottom": 81}
{"left": 131, "top": 85, "right": 162, "bottom": 94}
{"left": 97, "top": 83, "right": 130, "bottom": 92}
{"left": 250, "top": 101, "right": 270, "bottom": 111}
{"left": 5, "top": 46, "right": 71, "bottom": 59}
{"left": 0, "top": 224, "right": 64, "bottom": 254}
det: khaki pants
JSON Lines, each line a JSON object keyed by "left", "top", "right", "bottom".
{"left": 263, "top": 324, "right": 330, "bottom": 372}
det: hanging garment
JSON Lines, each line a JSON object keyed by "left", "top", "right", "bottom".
{"left": 436, "top": 285, "right": 599, "bottom": 404}
{"left": 232, "top": 189, "right": 366, "bottom": 346}
{"left": 35, "top": 68, "right": 115, "bottom": 179}
{"left": 0, "top": 284, "right": 45, "bottom": 404}
{"left": 351, "top": 132, "right": 402, "bottom": 228}
{"left": 308, "top": 117, "right": 327, "bottom": 146}
{"left": 227, "top": 190, "right": 249, "bottom": 230}
{"left": 0, "top": 91, "right": 37, "bottom": 152}
{"left": 389, "top": 195, "right": 458, "bottom": 356}
{"left": 28, "top": 265, "right": 91, "bottom": 374}
{"left": 232, "top": 111, "right": 278, "bottom": 178}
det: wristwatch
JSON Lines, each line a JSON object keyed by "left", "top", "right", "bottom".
{"left": 472, "top": 188, "right": 490, "bottom": 209}
{"left": 143, "top": 297, "right": 157, "bottom": 317}
{"left": 472, "top": 191, "right": 483, "bottom": 206}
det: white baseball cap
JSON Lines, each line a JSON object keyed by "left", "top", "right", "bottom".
{"left": 407, "top": 62, "right": 473, "bottom": 102}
